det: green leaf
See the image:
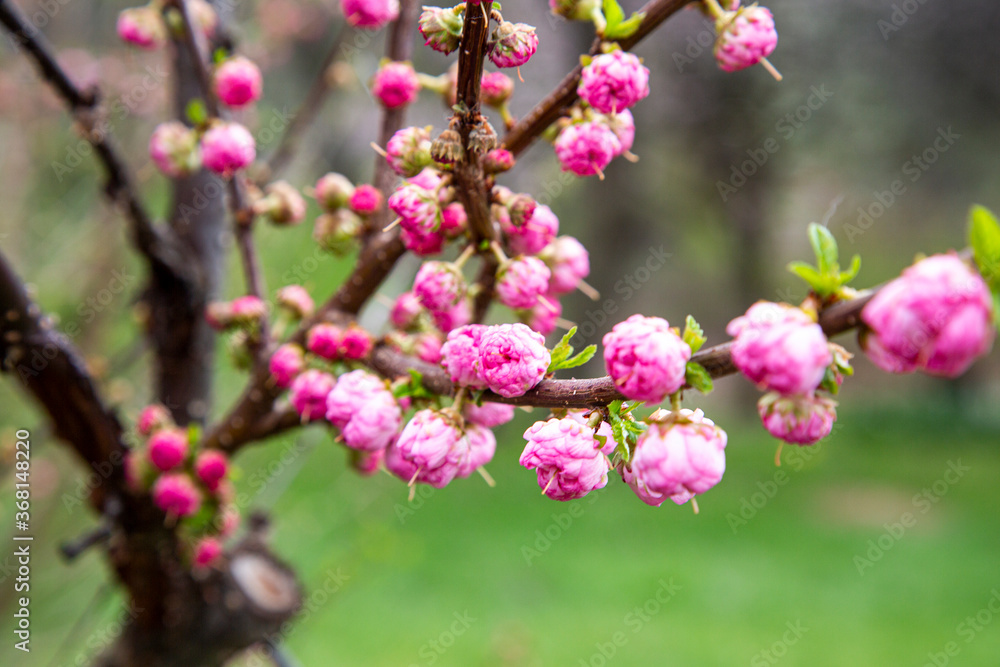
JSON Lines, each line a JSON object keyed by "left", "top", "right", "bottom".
{"left": 601, "top": 0, "right": 625, "bottom": 35}
{"left": 547, "top": 326, "right": 577, "bottom": 372}
{"left": 604, "top": 11, "right": 645, "bottom": 40}
{"left": 684, "top": 361, "right": 713, "bottom": 394}
{"left": 808, "top": 223, "right": 839, "bottom": 275}
{"left": 787, "top": 261, "right": 823, "bottom": 288}
{"left": 393, "top": 369, "right": 434, "bottom": 400}
{"left": 969, "top": 205, "right": 1000, "bottom": 291}
{"left": 838, "top": 254, "right": 862, "bottom": 286}
{"left": 682, "top": 315, "right": 707, "bottom": 354}
{"left": 559, "top": 345, "right": 597, "bottom": 371}
{"left": 186, "top": 99, "right": 208, "bottom": 126}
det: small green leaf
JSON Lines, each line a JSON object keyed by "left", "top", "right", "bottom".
{"left": 808, "top": 223, "right": 839, "bottom": 275}
{"left": 579, "top": 54, "right": 594, "bottom": 68}
{"left": 969, "top": 205, "right": 1000, "bottom": 291}
{"left": 604, "top": 11, "right": 645, "bottom": 39}
{"left": 186, "top": 423, "right": 201, "bottom": 447}
{"left": 601, "top": 0, "right": 625, "bottom": 34}
{"left": 558, "top": 345, "right": 597, "bottom": 372}
{"left": 787, "top": 261, "right": 823, "bottom": 287}
{"left": 682, "top": 315, "right": 707, "bottom": 354}
{"left": 838, "top": 254, "right": 862, "bottom": 286}
{"left": 684, "top": 361, "right": 713, "bottom": 394}
{"left": 547, "top": 326, "right": 577, "bottom": 373}
{"left": 213, "top": 47, "right": 228, "bottom": 64}
{"left": 820, "top": 367, "right": 840, "bottom": 395}
{"left": 186, "top": 99, "right": 208, "bottom": 126}
{"left": 393, "top": 369, "right": 434, "bottom": 400}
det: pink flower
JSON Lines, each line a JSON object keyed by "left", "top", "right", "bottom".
{"left": 414, "top": 332, "right": 443, "bottom": 364}
{"left": 386, "top": 126, "right": 432, "bottom": 177}
{"left": 605, "top": 109, "right": 635, "bottom": 156}
{"left": 408, "top": 167, "right": 444, "bottom": 191}
{"left": 137, "top": 404, "right": 172, "bottom": 436}
{"left": 414, "top": 261, "right": 466, "bottom": 312}
{"left": 578, "top": 50, "right": 650, "bottom": 114}
{"left": 388, "top": 183, "right": 441, "bottom": 235}
{"left": 496, "top": 256, "right": 552, "bottom": 310}
{"left": 479, "top": 323, "right": 551, "bottom": 398}
{"left": 349, "top": 184, "right": 384, "bottom": 215}
{"left": 521, "top": 296, "right": 561, "bottom": 336}
{"left": 391, "top": 291, "right": 424, "bottom": 329}
{"left": 603, "top": 315, "right": 691, "bottom": 403}
{"left": 193, "top": 537, "right": 223, "bottom": 568}
{"left": 484, "top": 149, "right": 516, "bottom": 174}
{"left": 148, "top": 429, "right": 188, "bottom": 472}
{"left": 326, "top": 371, "right": 392, "bottom": 426}
{"left": 149, "top": 122, "right": 201, "bottom": 177}
{"left": 385, "top": 409, "right": 469, "bottom": 488}
{"left": 349, "top": 448, "right": 384, "bottom": 476}
{"left": 338, "top": 325, "right": 374, "bottom": 360}
{"left": 625, "top": 409, "right": 727, "bottom": 507}
{"left": 315, "top": 173, "right": 355, "bottom": 211}
{"left": 714, "top": 6, "right": 778, "bottom": 72}
{"left": 214, "top": 56, "right": 263, "bottom": 108}
{"left": 481, "top": 71, "right": 514, "bottom": 106}
{"left": 457, "top": 424, "right": 496, "bottom": 477}
{"left": 194, "top": 450, "right": 228, "bottom": 491}
{"left": 402, "top": 228, "right": 445, "bottom": 256}
{"left": 440, "top": 203, "right": 468, "bottom": 238}
{"left": 307, "top": 323, "right": 343, "bottom": 360}
{"left": 117, "top": 7, "right": 165, "bottom": 49}
{"left": 505, "top": 204, "right": 559, "bottom": 257}
{"left": 290, "top": 370, "right": 336, "bottom": 421}
{"left": 230, "top": 295, "right": 268, "bottom": 325}
{"left": 200, "top": 122, "right": 256, "bottom": 175}
{"left": 758, "top": 392, "right": 836, "bottom": 445}
{"left": 554, "top": 121, "right": 620, "bottom": 177}
{"left": 418, "top": 5, "right": 464, "bottom": 54}
{"left": 431, "top": 297, "right": 472, "bottom": 333}
{"left": 372, "top": 62, "right": 420, "bottom": 109}
{"left": 861, "top": 254, "right": 994, "bottom": 378}
{"left": 520, "top": 417, "right": 610, "bottom": 501}
{"left": 542, "top": 236, "right": 590, "bottom": 294}
{"left": 489, "top": 21, "right": 538, "bottom": 68}
{"left": 464, "top": 401, "right": 516, "bottom": 428}
{"left": 727, "top": 301, "right": 832, "bottom": 395}
{"left": 341, "top": 391, "right": 402, "bottom": 452}
{"left": 566, "top": 409, "right": 616, "bottom": 456}
{"left": 440, "top": 324, "right": 488, "bottom": 389}
{"left": 269, "top": 344, "right": 305, "bottom": 389}
{"left": 153, "top": 473, "right": 202, "bottom": 517}
{"left": 276, "top": 285, "right": 314, "bottom": 319}
{"left": 341, "top": 0, "right": 399, "bottom": 28}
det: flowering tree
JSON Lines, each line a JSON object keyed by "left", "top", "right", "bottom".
{"left": 1, "top": 0, "right": 998, "bottom": 664}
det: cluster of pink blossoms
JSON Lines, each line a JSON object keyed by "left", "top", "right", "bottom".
{"left": 441, "top": 323, "right": 551, "bottom": 397}
{"left": 126, "top": 404, "right": 236, "bottom": 568}
{"left": 728, "top": 301, "right": 837, "bottom": 446}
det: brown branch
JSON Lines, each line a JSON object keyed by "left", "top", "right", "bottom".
{"left": 0, "top": 0, "right": 193, "bottom": 286}
{"left": 503, "top": 0, "right": 694, "bottom": 156}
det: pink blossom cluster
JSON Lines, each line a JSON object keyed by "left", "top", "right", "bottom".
{"left": 385, "top": 409, "right": 495, "bottom": 488}
{"left": 440, "top": 323, "right": 551, "bottom": 397}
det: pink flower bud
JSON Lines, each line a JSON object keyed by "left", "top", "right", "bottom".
{"left": 861, "top": 254, "right": 994, "bottom": 378}
{"left": 727, "top": 301, "right": 831, "bottom": 395}
{"left": 193, "top": 536, "right": 223, "bottom": 568}
{"left": 542, "top": 236, "right": 590, "bottom": 294}
{"left": 550, "top": 0, "right": 601, "bottom": 21}
{"left": 189, "top": 0, "right": 218, "bottom": 37}
{"left": 388, "top": 183, "right": 441, "bottom": 235}
{"left": 391, "top": 291, "right": 424, "bottom": 329}
{"left": 314, "top": 210, "right": 362, "bottom": 254}
{"left": 372, "top": 62, "right": 420, "bottom": 109}
{"left": 230, "top": 295, "right": 268, "bottom": 325}
{"left": 153, "top": 473, "right": 202, "bottom": 517}
{"left": 290, "top": 369, "right": 336, "bottom": 421}
{"left": 440, "top": 203, "right": 468, "bottom": 238}
{"left": 496, "top": 256, "right": 552, "bottom": 310}
{"left": 414, "top": 331, "right": 444, "bottom": 364}
{"left": 326, "top": 370, "right": 392, "bottom": 425}
{"left": 566, "top": 409, "right": 616, "bottom": 456}
{"left": 505, "top": 204, "right": 559, "bottom": 257}
{"left": 480, "top": 323, "right": 551, "bottom": 397}
{"left": 402, "top": 227, "right": 445, "bottom": 256}
{"left": 714, "top": 6, "right": 778, "bottom": 72}
{"left": 214, "top": 56, "right": 263, "bottom": 108}
{"left": 440, "top": 324, "right": 488, "bottom": 389}
{"left": 341, "top": 0, "right": 399, "bottom": 28}
{"left": 605, "top": 109, "right": 635, "bottom": 156}
{"left": 418, "top": 5, "right": 464, "bottom": 55}
{"left": 625, "top": 409, "right": 727, "bottom": 507}
{"left": 385, "top": 409, "right": 469, "bottom": 488}
{"left": 457, "top": 424, "right": 496, "bottom": 477}
{"left": 276, "top": 285, "right": 314, "bottom": 319}
{"left": 481, "top": 71, "right": 514, "bottom": 106}
{"left": 315, "top": 173, "right": 355, "bottom": 211}
{"left": 349, "top": 448, "right": 384, "bottom": 476}
{"left": 348, "top": 184, "right": 384, "bottom": 215}
{"left": 464, "top": 401, "right": 516, "bottom": 428}
{"left": 339, "top": 325, "right": 374, "bottom": 360}
{"left": 431, "top": 297, "right": 472, "bottom": 333}
{"left": 758, "top": 392, "right": 836, "bottom": 445}
{"left": 117, "top": 7, "right": 166, "bottom": 49}
{"left": 520, "top": 296, "right": 561, "bottom": 336}
{"left": 137, "top": 403, "right": 172, "bottom": 436}
{"left": 148, "top": 428, "right": 188, "bottom": 472}
{"left": 520, "top": 417, "right": 609, "bottom": 501}
{"left": 554, "top": 121, "right": 620, "bottom": 177}
{"left": 307, "top": 323, "right": 344, "bottom": 360}
{"left": 578, "top": 50, "right": 650, "bottom": 114}
{"left": 483, "top": 149, "right": 516, "bottom": 174}
{"left": 603, "top": 315, "right": 691, "bottom": 403}
{"left": 414, "top": 261, "right": 466, "bottom": 312}
{"left": 489, "top": 22, "right": 539, "bottom": 69}
{"left": 386, "top": 126, "right": 433, "bottom": 177}
{"left": 200, "top": 122, "right": 256, "bottom": 175}
{"left": 194, "top": 450, "right": 228, "bottom": 491}
{"left": 269, "top": 344, "right": 304, "bottom": 389}
{"left": 149, "top": 122, "right": 201, "bottom": 177}
{"left": 255, "top": 181, "right": 306, "bottom": 225}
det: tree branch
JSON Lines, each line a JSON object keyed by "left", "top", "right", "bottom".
{"left": 503, "top": 0, "right": 694, "bottom": 156}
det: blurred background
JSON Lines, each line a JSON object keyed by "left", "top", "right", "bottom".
{"left": 2, "top": 0, "right": 1000, "bottom": 664}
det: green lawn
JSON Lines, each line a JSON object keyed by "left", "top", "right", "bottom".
{"left": 6, "top": 401, "right": 998, "bottom": 666}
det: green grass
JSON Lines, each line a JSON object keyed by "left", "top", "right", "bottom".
{"left": 3, "top": 403, "right": 1000, "bottom": 666}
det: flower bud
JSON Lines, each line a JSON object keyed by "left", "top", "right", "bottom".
{"left": 200, "top": 122, "right": 256, "bottom": 175}
{"left": 315, "top": 173, "right": 355, "bottom": 211}
{"left": 386, "top": 126, "right": 433, "bottom": 177}
{"left": 256, "top": 181, "right": 306, "bottom": 225}
{"left": 418, "top": 5, "right": 464, "bottom": 54}
{"left": 314, "top": 209, "right": 362, "bottom": 254}
{"left": 372, "top": 61, "right": 420, "bottom": 109}
{"left": 117, "top": 6, "right": 166, "bottom": 49}
{"left": 489, "top": 22, "right": 539, "bottom": 69}
{"left": 214, "top": 56, "right": 263, "bottom": 109}
{"left": 149, "top": 122, "right": 201, "bottom": 177}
